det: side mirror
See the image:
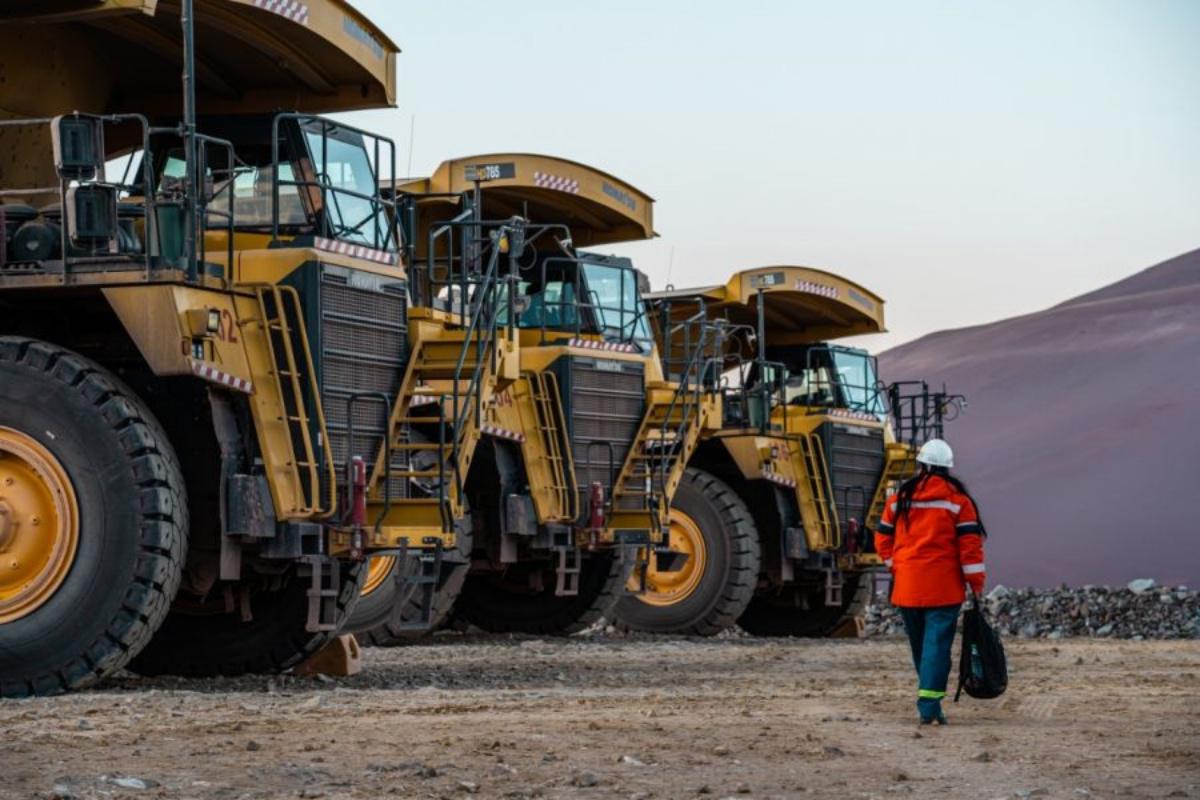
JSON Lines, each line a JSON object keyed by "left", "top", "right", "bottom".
{"left": 51, "top": 115, "right": 104, "bottom": 181}
{"left": 67, "top": 184, "right": 118, "bottom": 253}
{"left": 512, "top": 295, "right": 532, "bottom": 315}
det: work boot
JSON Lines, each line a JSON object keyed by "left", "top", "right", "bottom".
{"left": 917, "top": 697, "right": 947, "bottom": 725}
{"left": 919, "top": 709, "right": 948, "bottom": 726}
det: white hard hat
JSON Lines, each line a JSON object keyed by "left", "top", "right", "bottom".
{"left": 916, "top": 438, "right": 954, "bottom": 468}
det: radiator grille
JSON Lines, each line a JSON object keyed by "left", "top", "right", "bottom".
{"left": 318, "top": 269, "right": 408, "bottom": 493}
{"left": 554, "top": 356, "right": 645, "bottom": 521}
{"left": 819, "top": 421, "right": 885, "bottom": 527}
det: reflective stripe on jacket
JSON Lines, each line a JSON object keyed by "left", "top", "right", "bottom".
{"left": 873, "top": 474, "right": 985, "bottom": 607}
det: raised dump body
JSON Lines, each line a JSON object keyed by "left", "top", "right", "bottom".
{"left": 612, "top": 265, "right": 961, "bottom": 636}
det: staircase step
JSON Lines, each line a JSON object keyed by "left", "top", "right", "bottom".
{"left": 416, "top": 363, "right": 483, "bottom": 379}
{"left": 388, "top": 469, "right": 445, "bottom": 478}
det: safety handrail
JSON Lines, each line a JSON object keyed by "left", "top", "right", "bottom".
{"left": 642, "top": 312, "right": 725, "bottom": 510}
{"left": 886, "top": 381, "right": 966, "bottom": 447}
{"left": 0, "top": 113, "right": 237, "bottom": 285}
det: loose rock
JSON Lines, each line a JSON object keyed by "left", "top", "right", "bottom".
{"left": 866, "top": 582, "right": 1199, "bottom": 640}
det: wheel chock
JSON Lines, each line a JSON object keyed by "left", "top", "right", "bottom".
{"left": 294, "top": 633, "right": 363, "bottom": 677}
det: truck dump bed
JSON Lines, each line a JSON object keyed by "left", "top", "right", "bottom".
{"left": 649, "top": 265, "right": 886, "bottom": 345}
{"left": 395, "top": 153, "right": 655, "bottom": 249}
{"left": 0, "top": 0, "right": 397, "bottom": 117}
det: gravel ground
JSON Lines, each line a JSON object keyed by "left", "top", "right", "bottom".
{"left": 2, "top": 635, "right": 1198, "bottom": 800}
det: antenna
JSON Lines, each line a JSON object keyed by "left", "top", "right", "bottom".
{"left": 405, "top": 112, "right": 415, "bottom": 176}
{"left": 181, "top": 0, "right": 198, "bottom": 282}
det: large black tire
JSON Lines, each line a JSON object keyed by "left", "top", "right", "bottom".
{"left": 738, "top": 572, "right": 871, "bottom": 637}
{"left": 348, "top": 555, "right": 470, "bottom": 646}
{"left": 0, "top": 338, "right": 187, "bottom": 698}
{"left": 611, "top": 468, "right": 761, "bottom": 636}
{"left": 129, "top": 561, "right": 363, "bottom": 677}
{"left": 453, "top": 552, "right": 623, "bottom": 636}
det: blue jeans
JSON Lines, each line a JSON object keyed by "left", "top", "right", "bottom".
{"left": 898, "top": 604, "right": 961, "bottom": 720}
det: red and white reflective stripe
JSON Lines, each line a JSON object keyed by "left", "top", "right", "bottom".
{"left": 962, "top": 563, "right": 986, "bottom": 575}
{"left": 480, "top": 424, "right": 526, "bottom": 443}
{"left": 253, "top": 0, "right": 309, "bottom": 25}
{"left": 409, "top": 394, "right": 439, "bottom": 407}
{"left": 190, "top": 361, "right": 253, "bottom": 394}
{"left": 795, "top": 279, "right": 838, "bottom": 299}
{"left": 762, "top": 468, "right": 797, "bottom": 488}
{"left": 314, "top": 237, "right": 399, "bottom": 266}
{"left": 567, "top": 337, "right": 638, "bottom": 353}
{"left": 532, "top": 171, "right": 580, "bottom": 194}
{"left": 829, "top": 408, "right": 879, "bottom": 422}
{"left": 888, "top": 499, "right": 963, "bottom": 514}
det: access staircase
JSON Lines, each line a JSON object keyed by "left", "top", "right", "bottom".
{"left": 609, "top": 319, "right": 721, "bottom": 534}
{"left": 863, "top": 441, "right": 919, "bottom": 531}
{"left": 365, "top": 220, "right": 520, "bottom": 541}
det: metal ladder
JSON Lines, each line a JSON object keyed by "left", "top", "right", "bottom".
{"left": 254, "top": 285, "right": 335, "bottom": 516}
{"left": 387, "top": 537, "right": 445, "bottom": 631}
{"left": 526, "top": 370, "right": 577, "bottom": 522}
{"left": 370, "top": 226, "right": 515, "bottom": 534}
{"left": 796, "top": 433, "right": 840, "bottom": 550}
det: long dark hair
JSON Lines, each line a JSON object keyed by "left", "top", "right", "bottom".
{"left": 895, "top": 465, "right": 987, "bottom": 535}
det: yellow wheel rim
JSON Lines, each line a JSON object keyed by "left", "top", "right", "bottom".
{"left": 629, "top": 508, "right": 708, "bottom": 607}
{"left": 362, "top": 555, "right": 396, "bottom": 596}
{"left": 0, "top": 427, "right": 79, "bottom": 624}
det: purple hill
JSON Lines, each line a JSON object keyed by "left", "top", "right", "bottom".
{"left": 880, "top": 250, "right": 1200, "bottom": 588}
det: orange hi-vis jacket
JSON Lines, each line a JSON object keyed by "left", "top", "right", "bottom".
{"left": 873, "top": 474, "right": 985, "bottom": 607}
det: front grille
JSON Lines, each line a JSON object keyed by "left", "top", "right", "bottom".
{"left": 317, "top": 268, "right": 408, "bottom": 493}
{"left": 553, "top": 356, "right": 645, "bottom": 522}
{"left": 819, "top": 421, "right": 885, "bottom": 527}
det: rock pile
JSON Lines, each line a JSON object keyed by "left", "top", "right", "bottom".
{"left": 865, "top": 579, "right": 1200, "bottom": 640}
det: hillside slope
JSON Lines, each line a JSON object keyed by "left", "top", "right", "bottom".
{"left": 880, "top": 250, "right": 1200, "bottom": 587}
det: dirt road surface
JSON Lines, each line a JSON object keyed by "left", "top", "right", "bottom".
{"left": 2, "top": 637, "right": 1197, "bottom": 800}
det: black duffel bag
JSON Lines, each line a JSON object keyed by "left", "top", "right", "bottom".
{"left": 955, "top": 591, "right": 1008, "bottom": 701}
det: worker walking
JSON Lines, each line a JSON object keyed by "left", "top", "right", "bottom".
{"left": 874, "top": 439, "right": 986, "bottom": 725}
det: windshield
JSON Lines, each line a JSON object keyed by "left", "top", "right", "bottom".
{"left": 581, "top": 261, "right": 650, "bottom": 342}
{"left": 302, "top": 122, "right": 391, "bottom": 249}
{"left": 831, "top": 348, "right": 886, "bottom": 416}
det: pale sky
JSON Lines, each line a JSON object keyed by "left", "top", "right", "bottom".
{"left": 342, "top": 0, "right": 1199, "bottom": 350}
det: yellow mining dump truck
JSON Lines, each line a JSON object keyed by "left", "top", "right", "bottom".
{"left": 347, "top": 154, "right": 724, "bottom": 642}
{"left": 0, "top": 1, "right": 501, "bottom": 695}
{"left": 612, "top": 266, "right": 962, "bottom": 635}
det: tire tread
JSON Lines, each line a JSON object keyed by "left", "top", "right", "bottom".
{"left": 0, "top": 337, "right": 187, "bottom": 698}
